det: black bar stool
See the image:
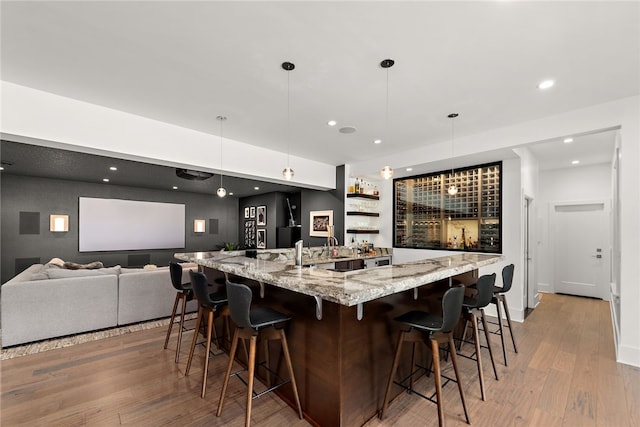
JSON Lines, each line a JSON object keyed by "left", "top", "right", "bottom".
{"left": 163, "top": 262, "right": 194, "bottom": 363}
{"left": 491, "top": 264, "right": 518, "bottom": 365}
{"left": 185, "top": 271, "right": 228, "bottom": 398}
{"left": 458, "top": 273, "right": 499, "bottom": 401}
{"left": 217, "top": 280, "right": 303, "bottom": 427}
{"left": 380, "top": 284, "right": 470, "bottom": 427}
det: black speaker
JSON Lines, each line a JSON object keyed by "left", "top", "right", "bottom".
{"left": 15, "top": 257, "right": 40, "bottom": 275}
{"left": 19, "top": 212, "right": 40, "bottom": 234}
{"left": 209, "top": 218, "right": 219, "bottom": 235}
{"left": 128, "top": 254, "right": 151, "bottom": 267}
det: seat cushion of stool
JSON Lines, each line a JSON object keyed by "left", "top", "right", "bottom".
{"left": 394, "top": 310, "right": 443, "bottom": 332}
{"left": 250, "top": 306, "right": 291, "bottom": 329}
{"left": 462, "top": 295, "right": 479, "bottom": 308}
{"left": 492, "top": 286, "right": 505, "bottom": 294}
{"left": 209, "top": 291, "right": 227, "bottom": 303}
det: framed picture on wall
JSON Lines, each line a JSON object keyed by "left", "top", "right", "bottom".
{"left": 244, "top": 207, "right": 250, "bottom": 219}
{"left": 244, "top": 220, "right": 256, "bottom": 247}
{"left": 256, "top": 206, "right": 266, "bottom": 226}
{"left": 250, "top": 206, "right": 256, "bottom": 218}
{"left": 256, "top": 229, "right": 266, "bottom": 249}
{"left": 310, "top": 210, "right": 333, "bottom": 237}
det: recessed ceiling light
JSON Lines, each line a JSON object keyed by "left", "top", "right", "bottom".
{"left": 563, "top": 138, "right": 573, "bottom": 143}
{"left": 339, "top": 126, "right": 357, "bottom": 134}
{"left": 172, "top": 186, "right": 178, "bottom": 190}
{"left": 0, "top": 166, "right": 4, "bottom": 171}
{"left": 406, "top": 167, "right": 413, "bottom": 172}
{"left": 538, "top": 79, "right": 555, "bottom": 90}
{"left": 254, "top": 186, "right": 260, "bottom": 190}
{"left": 102, "top": 178, "right": 110, "bottom": 182}
{"left": 327, "top": 120, "right": 337, "bottom": 126}
{"left": 571, "top": 160, "right": 580, "bottom": 165}
{"left": 228, "top": 192, "right": 234, "bottom": 196}
{"left": 373, "top": 139, "right": 382, "bottom": 144}
{"left": 109, "top": 166, "right": 117, "bottom": 171}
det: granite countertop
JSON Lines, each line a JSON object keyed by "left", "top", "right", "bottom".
{"left": 174, "top": 249, "right": 502, "bottom": 307}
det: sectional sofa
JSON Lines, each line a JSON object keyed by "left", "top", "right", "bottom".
{"left": 0, "top": 261, "right": 199, "bottom": 347}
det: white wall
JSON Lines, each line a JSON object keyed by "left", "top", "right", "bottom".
{"left": 536, "top": 163, "right": 612, "bottom": 294}
{"left": 0, "top": 81, "right": 337, "bottom": 190}
{"left": 513, "top": 146, "right": 540, "bottom": 309}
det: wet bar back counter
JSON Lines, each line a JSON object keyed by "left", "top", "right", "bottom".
{"left": 175, "top": 248, "right": 501, "bottom": 426}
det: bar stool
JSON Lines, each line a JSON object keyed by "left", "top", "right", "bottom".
{"left": 380, "top": 285, "right": 470, "bottom": 427}
{"left": 458, "top": 273, "right": 499, "bottom": 401}
{"left": 217, "top": 280, "right": 303, "bottom": 427}
{"left": 163, "top": 262, "right": 195, "bottom": 363}
{"left": 185, "top": 271, "right": 229, "bottom": 398}
{"left": 491, "top": 264, "right": 518, "bottom": 365}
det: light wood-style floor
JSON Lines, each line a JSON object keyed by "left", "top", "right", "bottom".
{"left": 1, "top": 293, "right": 638, "bottom": 426}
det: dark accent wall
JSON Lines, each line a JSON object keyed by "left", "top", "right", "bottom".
{"left": 238, "top": 165, "right": 346, "bottom": 249}
{"left": 1, "top": 174, "right": 239, "bottom": 283}
{"left": 239, "top": 192, "right": 296, "bottom": 249}
{"left": 301, "top": 165, "right": 346, "bottom": 247}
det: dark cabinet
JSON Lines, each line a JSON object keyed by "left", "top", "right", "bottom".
{"left": 277, "top": 226, "right": 302, "bottom": 248}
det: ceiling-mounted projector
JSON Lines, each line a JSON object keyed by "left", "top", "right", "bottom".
{"left": 175, "top": 168, "right": 214, "bottom": 180}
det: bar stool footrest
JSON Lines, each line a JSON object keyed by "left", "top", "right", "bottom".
{"left": 229, "top": 367, "right": 292, "bottom": 400}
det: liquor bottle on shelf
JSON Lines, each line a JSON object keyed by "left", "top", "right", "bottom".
{"left": 354, "top": 178, "right": 360, "bottom": 194}
{"left": 461, "top": 228, "right": 467, "bottom": 250}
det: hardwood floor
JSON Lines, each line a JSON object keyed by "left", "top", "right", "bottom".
{"left": 1, "top": 293, "right": 638, "bottom": 426}
{"left": 366, "top": 293, "right": 640, "bottom": 427}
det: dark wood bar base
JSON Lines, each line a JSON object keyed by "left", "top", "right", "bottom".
{"left": 207, "top": 267, "right": 477, "bottom": 427}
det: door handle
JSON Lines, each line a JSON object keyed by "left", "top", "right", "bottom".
{"left": 592, "top": 254, "right": 602, "bottom": 259}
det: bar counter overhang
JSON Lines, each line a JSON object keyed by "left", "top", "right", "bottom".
{"left": 175, "top": 250, "right": 502, "bottom": 426}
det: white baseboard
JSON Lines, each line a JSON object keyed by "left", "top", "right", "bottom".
{"left": 537, "top": 282, "right": 553, "bottom": 293}
{"left": 617, "top": 344, "right": 640, "bottom": 368}
{"left": 483, "top": 305, "right": 524, "bottom": 323}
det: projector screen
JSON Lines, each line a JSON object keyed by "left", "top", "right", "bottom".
{"left": 79, "top": 197, "right": 185, "bottom": 252}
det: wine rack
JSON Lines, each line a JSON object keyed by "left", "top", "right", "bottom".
{"left": 393, "top": 161, "right": 502, "bottom": 253}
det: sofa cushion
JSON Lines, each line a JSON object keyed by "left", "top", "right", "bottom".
{"left": 46, "top": 258, "right": 65, "bottom": 267}
{"left": 30, "top": 271, "right": 50, "bottom": 280}
{"left": 46, "top": 265, "right": 121, "bottom": 279}
{"left": 63, "top": 261, "right": 104, "bottom": 270}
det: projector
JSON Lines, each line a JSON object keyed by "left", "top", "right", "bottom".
{"left": 175, "top": 168, "right": 214, "bottom": 181}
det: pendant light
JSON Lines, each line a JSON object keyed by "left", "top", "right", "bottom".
{"left": 216, "top": 115, "right": 227, "bottom": 198}
{"left": 447, "top": 113, "right": 459, "bottom": 196}
{"left": 282, "top": 61, "right": 295, "bottom": 180}
{"left": 380, "top": 59, "right": 394, "bottom": 180}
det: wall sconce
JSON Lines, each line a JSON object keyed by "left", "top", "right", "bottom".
{"left": 194, "top": 219, "right": 206, "bottom": 233}
{"left": 50, "top": 214, "right": 69, "bottom": 232}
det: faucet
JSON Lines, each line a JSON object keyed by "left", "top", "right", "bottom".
{"left": 294, "top": 240, "right": 303, "bottom": 267}
{"left": 326, "top": 225, "right": 339, "bottom": 257}
{"left": 327, "top": 225, "right": 339, "bottom": 247}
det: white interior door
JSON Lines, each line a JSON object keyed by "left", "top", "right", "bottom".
{"left": 553, "top": 202, "right": 610, "bottom": 300}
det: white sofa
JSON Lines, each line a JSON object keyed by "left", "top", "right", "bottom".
{"left": 0, "top": 262, "right": 199, "bottom": 347}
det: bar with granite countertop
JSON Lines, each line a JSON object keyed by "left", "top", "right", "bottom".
{"left": 174, "top": 248, "right": 501, "bottom": 426}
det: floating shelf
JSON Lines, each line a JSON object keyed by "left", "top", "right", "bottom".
{"left": 346, "top": 229, "right": 380, "bottom": 234}
{"left": 346, "top": 211, "right": 380, "bottom": 217}
{"left": 346, "top": 193, "right": 379, "bottom": 200}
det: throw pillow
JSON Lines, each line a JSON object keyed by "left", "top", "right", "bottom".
{"left": 63, "top": 261, "right": 104, "bottom": 270}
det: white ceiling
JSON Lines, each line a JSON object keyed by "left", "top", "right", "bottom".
{"left": 1, "top": 1, "right": 638, "bottom": 170}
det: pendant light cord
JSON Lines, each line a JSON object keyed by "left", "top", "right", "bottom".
{"left": 448, "top": 112, "right": 458, "bottom": 182}
{"left": 220, "top": 118, "right": 223, "bottom": 188}
{"left": 287, "top": 70, "right": 291, "bottom": 168}
{"left": 385, "top": 67, "right": 389, "bottom": 143}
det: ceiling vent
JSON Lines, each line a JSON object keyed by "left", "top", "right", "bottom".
{"left": 175, "top": 168, "right": 214, "bottom": 181}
